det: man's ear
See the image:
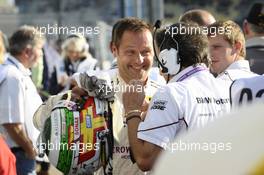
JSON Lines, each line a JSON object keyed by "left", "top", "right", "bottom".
{"left": 234, "top": 41, "right": 242, "bottom": 52}
{"left": 20, "top": 47, "right": 30, "bottom": 58}
{"left": 232, "top": 41, "right": 242, "bottom": 58}
{"left": 24, "top": 45, "right": 33, "bottom": 57}
{"left": 111, "top": 44, "right": 118, "bottom": 58}
{"left": 243, "top": 20, "right": 250, "bottom": 36}
{"left": 109, "top": 42, "right": 114, "bottom": 53}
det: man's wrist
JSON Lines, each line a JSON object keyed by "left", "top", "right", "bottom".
{"left": 125, "top": 115, "right": 142, "bottom": 124}
{"left": 124, "top": 110, "right": 142, "bottom": 124}
{"left": 124, "top": 109, "right": 141, "bottom": 118}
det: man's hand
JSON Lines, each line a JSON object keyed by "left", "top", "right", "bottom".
{"left": 79, "top": 73, "right": 115, "bottom": 101}
{"left": 71, "top": 86, "right": 88, "bottom": 101}
{"left": 3, "top": 123, "right": 36, "bottom": 160}
{"left": 26, "top": 144, "right": 37, "bottom": 159}
{"left": 123, "top": 80, "right": 145, "bottom": 114}
{"left": 141, "top": 99, "right": 149, "bottom": 121}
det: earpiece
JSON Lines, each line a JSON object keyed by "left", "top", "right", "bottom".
{"left": 159, "top": 47, "right": 180, "bottom": 75}
{"left": 153, "top": 20, "right": 168, "bottom": 73}
{"left": 153, "top": 21, "right": 181, "bottom": 75}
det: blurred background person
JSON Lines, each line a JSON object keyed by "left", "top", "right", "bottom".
{"left": 179, "top": 9, "right": 216, "bottom": 26}
{"left": 30, "top": 39, "right": 63, "bottom": 100}
{"left": 0, "top": 133, "right": 17, "bottom": 175}
{"left": 48, "top": 34, "right": 98, "bottom": 95}
{"left": 0, "top": 25, "right": 44, "bottom": 175}
{"left": 243, "top": 2, "right": 264, "bottom": 75}
{"left": 0, "top": 31, "right": 6, "bottom": 64}
{"left": 0, "top": 30, "right": 16, "bottom": 175}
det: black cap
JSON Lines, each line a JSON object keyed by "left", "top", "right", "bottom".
{"left": 247, "top": 3, "right": 264, "bottom": 27}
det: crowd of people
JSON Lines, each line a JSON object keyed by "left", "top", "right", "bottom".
{"left": 0, "top": 2, "right": 263, "bottom": 175}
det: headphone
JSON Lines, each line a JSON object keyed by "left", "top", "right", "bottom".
{"left": 153, "top": 20, "right": 181, "bottom": 75}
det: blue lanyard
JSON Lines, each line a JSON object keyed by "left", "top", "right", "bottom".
{"left": 6, "top": 57, "right": 19, "bottom": 69}
{"left": 177, "top": 66, "right": 207, "bottom": 82}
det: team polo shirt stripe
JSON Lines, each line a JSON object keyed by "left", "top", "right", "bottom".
{"left": 138, "top": 118, "right": 187, "bottom": 132}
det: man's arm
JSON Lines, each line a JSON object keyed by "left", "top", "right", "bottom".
{"left": 126, "top": 117, "right": 162, "bottom": 171}
{"left": 3, "top": 123, "right": 36, "bottom": 159}
{"left": 123, "top": 80, "right": 162, "bottom": 171}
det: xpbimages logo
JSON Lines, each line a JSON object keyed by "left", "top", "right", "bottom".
{"left": 95, "top": 80, "right": 145, "bottom": 96}
{"left": 38, "top": 140, "right": 100, "bottom": 154}
{"left": 165, "top": 23, "right": 231, "bottom": 37}
{"left": 35, "top": 24, "right": 100, "bottom": 36}
{"left": 161, "top": 140, "right": 232, "bottom": 154}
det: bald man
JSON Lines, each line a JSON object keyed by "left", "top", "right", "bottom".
{"left": 243, "top": 3, "right": 264, "bottom": 75}
{"left": 179, "top": 9, "right": 216, "bottom": 26}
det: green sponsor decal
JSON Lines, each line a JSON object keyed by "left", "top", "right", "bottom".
{"left": 42, "top": 117, "right": 51, "bottom": 156}
{"left": 57, "top": 108, "right": 74, "bottom": 174}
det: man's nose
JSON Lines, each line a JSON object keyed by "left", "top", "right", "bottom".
{"left": 136, "top": 53, "right": 144, "bottom": 64}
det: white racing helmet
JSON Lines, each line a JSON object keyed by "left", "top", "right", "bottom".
{"left": 34, "top": 91, "right": 111, "bottom": 175}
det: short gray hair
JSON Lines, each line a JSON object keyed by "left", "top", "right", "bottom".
{"left": 9, "top": 25, "right": 43, "bottom": 56}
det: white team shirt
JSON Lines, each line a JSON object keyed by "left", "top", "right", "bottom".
{"left": 138, "top": 65, "right": 231, "bottom": 148}
{"left": 230, "top": 75, "right": 264, "bottom": 109}
{"left": 217, "top": 60, "right": 257, "bottom": 85}
{"left": 0, "top": 56, "right": 42, "bottom": 148}
{"left": 74, "top": 67, "right": 166, "bottom": 175}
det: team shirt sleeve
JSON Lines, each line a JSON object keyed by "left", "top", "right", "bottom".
{"left": 230, "top": 76, "right": 264, "bottom": 109}
{"left": 137, "top": 86, "right": 183, "bottom": 149}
